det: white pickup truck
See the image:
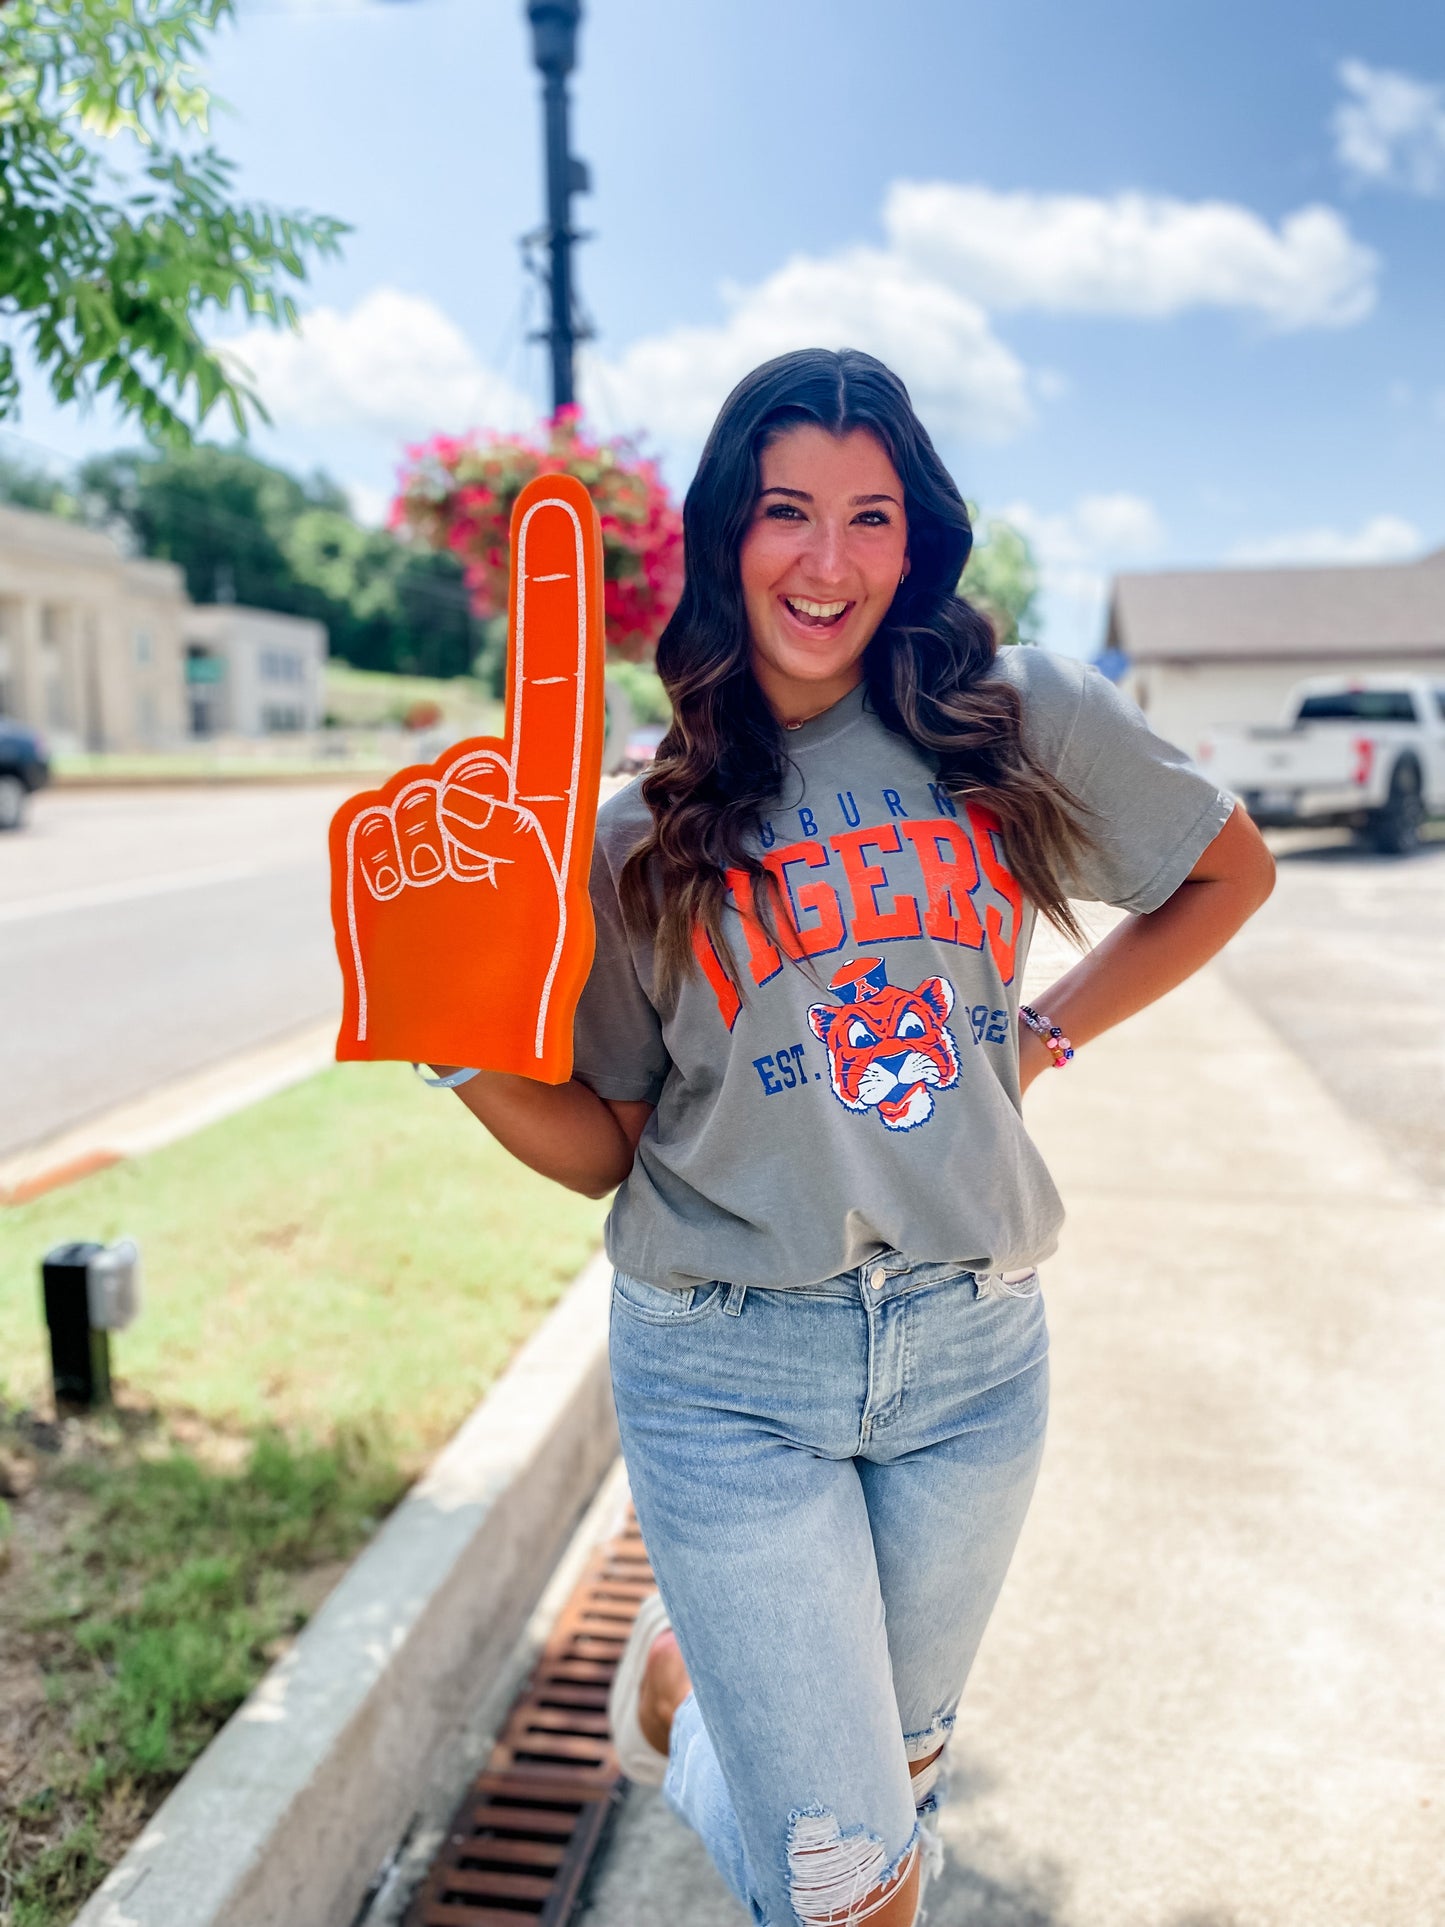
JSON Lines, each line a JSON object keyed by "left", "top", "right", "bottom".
{"left": 1197, "top": 674, "right": 1445, "bottom": 854}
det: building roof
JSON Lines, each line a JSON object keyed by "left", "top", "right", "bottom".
{"left": 1107, "top": 545, "right": 1445, "bottom": 665}
{"left": 0, "top": 501, "right": 186, "bottom": 601}
{"left": 184, "top": 603, "right": 327, "bottom": 650}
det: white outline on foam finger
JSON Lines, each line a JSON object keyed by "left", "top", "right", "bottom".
{"left": 513, "top": 494, "right": 589, "bottom": 1061}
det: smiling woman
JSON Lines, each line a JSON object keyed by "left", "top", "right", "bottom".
{"left": 433, "top": 346, "right": 1274, "bottom": 1927}
{"left": 739, "top": 424, "right": 912, "bottom": 726}
{"left": 618, "top": 351, "right": 1107, "bottom": 1001}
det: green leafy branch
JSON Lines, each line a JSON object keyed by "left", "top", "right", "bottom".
{"left": 0, "top": 0, "right": 348, "bottom": 442}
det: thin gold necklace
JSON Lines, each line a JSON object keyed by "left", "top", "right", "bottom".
{"left": 782, "top": 690, "right": 853, "bottom": 731}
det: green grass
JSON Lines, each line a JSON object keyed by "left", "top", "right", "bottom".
{"left": 0, "top": 1061, "right": 609, "bottom": 1925}
{"left": 322, "top": 662, "right": 502, "bottom": 731}
{"left": 53, "top": 1426, "right": 402, "bottom": 1776}
{"left": 0, "top": 1416, "right": 407, "bottom": 1927}
{"left": 53, "top": 750, "right": 387, "bottom": 780}
{"left": 0, "top": 1061, "right": 608, "bottom": 1464}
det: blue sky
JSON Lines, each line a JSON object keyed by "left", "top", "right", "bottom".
{"left": 10, "top": 0, "right": 1445, "bottom": 655}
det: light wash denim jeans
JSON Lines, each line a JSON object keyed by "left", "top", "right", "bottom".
{"left": 608, "top": 1251, "right": 1050, "bottom": 1927}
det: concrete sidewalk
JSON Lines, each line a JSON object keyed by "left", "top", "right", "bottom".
{"left": 575, "top": 947, "right": 1445, "bottom": 1926}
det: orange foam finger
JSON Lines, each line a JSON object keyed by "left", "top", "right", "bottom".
{"left": 328, "top": 472, "right": 607, "bottom": 1082}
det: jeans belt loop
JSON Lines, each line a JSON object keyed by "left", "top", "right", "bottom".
{"left": 723, "top": 1281, "right": 747, "bottom": 1317}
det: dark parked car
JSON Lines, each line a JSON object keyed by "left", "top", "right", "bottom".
{"left": 0, "top": 719, "right": 50, "bottom": 830}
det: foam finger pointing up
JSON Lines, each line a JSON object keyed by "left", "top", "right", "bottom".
{"left": 507, "top": 474, "right": 603, "bottom": 874}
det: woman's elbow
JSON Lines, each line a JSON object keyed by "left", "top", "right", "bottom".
{"left": 570, "top": 1157, "right": 630, "bottom": 1201}
{"left": 1207, "top": 801, "right": 1276, "bottom": 911}
{"left": 1243, "top": 833, "right": 1277, "bottom": 909}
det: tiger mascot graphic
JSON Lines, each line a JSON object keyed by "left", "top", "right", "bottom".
{"left": 807, "top": 957, "right": 961, "bottom": 1133}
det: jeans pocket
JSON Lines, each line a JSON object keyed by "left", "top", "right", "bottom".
{"left": 974, "top": 1266, "right": 1043, "bottom": 1301}
{"left": 611, "top": 1268, "right": 725, "bottom": 1323}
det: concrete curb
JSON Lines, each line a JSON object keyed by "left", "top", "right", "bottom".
{"left": 75, "top": 1251, "right": 619, "bottom": 1927}
{"left": 0, "top": 1021, "right": 338, "bottom": 1205}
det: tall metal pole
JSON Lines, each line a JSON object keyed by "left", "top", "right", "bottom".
{"left": 525, "top": 0, "right": 592, "bottom": 415}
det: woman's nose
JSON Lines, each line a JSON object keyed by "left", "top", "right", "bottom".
{"left": 801, "top": 518, "right": 849, "bottom": 584}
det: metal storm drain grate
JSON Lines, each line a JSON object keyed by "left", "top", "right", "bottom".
{"left": 406, "top": 1510, "right": 655, "bottom": 1926}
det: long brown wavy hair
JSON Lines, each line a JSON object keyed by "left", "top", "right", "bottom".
{"left": 618, "top": 347, "right": 1102, "bottom": 1000}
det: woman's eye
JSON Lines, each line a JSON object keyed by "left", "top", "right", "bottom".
{"left": 764, "top": 503, "right": 803, "bottom": 520}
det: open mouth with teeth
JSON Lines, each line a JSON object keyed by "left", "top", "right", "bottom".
{"left": 780, "top": 594, "right": 853, "bottom": 634}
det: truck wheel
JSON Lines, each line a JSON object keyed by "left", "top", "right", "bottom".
{"left": 0, "top": 774, "right": 26, "bottom": 831}
{"left": 1368, "top": 758, "right": 1425, "bottom": 855}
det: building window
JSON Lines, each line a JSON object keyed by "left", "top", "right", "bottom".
{"left": 134, "top": 629, "right": 153, "bottom": 666}
{"left": 260, "top": 649, "right": 303, "bottom": 684}
{"left": 261, "top": 703, "right": 304, "bottom": 732}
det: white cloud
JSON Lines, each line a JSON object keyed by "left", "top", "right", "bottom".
{"left": 581, "top": 245, "right": 1031, "bottom": 449}
{"left": 221, "top": 287, "right": 535, "bottom": 439}
{"left": 345, "top": 479, "right": 390, "bottom": 527}
{"left": 1334, "top": 58, "right": 1445, "bottom": 197}
{"left": 884, "top": 182, "right": 1378, "bottom": 329}
{"left": 1002, "top": 493, "right": 1166, "bottom": 569}
{"left": 1227, "top": 514, "right": 1424, "bottom": 566}
{"left": 221, "top": 257, "right": 1030, "bottom": 464}
{"left": 995, "top": 494, "right": 1167, "bottom": 657}
{"left": 218, "top": 176, "right": 1381, "bottom": 484}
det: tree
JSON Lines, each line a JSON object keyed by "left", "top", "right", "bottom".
{"left": 0, "top": 449, "right": 79, "bottom": 516}
{"left": 81, "top": 442, "right": 484, "bottom": 679}
{"left": 960, "top": 507, "right": 1042, "bottom": 648}
{"left": 0, "top": 0, "right": 345, "bottom": 442}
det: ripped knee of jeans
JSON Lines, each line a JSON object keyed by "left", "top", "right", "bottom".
{"left": 785, "top": 1807, "right": 919, "bottom": 1926}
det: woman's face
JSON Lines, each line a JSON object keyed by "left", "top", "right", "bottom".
{"left": 738, "top": 422, "right": 910, "bottom": 719}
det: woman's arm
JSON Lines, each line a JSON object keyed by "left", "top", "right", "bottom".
{"left": 428, "top": 1067, "right": 654, "bottom": 1200}
{"left": 1018, "top": 800, "right": 1275, "bottom": 1093}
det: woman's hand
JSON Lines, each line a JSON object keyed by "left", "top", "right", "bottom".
{"left": 429, "top": 1066, "right": 653, "bottom": 1200}
{"left": 1018, "top": 801, "right": 1275, "bottom": 1080}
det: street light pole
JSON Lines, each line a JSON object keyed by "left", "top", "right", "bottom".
{"left": 525, "top": 0, "right": 592, "bottom": 414}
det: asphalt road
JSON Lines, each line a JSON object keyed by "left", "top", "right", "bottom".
{"left": 0, "top": 784, "right": 353, "bottom": 1160}
{"left": 1219, "top": 824, "right": 1445, "bottom": 1198}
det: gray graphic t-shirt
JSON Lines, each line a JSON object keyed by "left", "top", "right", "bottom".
{"left": 572, "top": 646, "right": 1234, "bottom": 1292}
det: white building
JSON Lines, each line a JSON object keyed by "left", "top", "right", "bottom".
{"left": 0, "top": 503, "right": 328, "bottom": 749}
{"left": 183, "top": 604, "right": 327, "bottom": 737}
{"left": 0, "top": 503, "right": 189, "bottom": 751}
{"left": 1106, "top": 546, "right": 1445, "bottom": 758}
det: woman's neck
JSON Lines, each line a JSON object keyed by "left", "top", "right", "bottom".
{"left": 753, "top": 660, "right": 865, "bottom": 732}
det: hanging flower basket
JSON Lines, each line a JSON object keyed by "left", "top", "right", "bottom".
{"left": 390, "top": 405, "right": 684, "bottom": 664}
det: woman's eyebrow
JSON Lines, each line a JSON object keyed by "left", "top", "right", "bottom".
{"left": 758, "top": 486, "right": 902, "bottom": 506}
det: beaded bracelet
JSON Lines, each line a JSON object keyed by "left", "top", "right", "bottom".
{"left": 1018, "top": 1004, "right": 1075, "bottom": 1068}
